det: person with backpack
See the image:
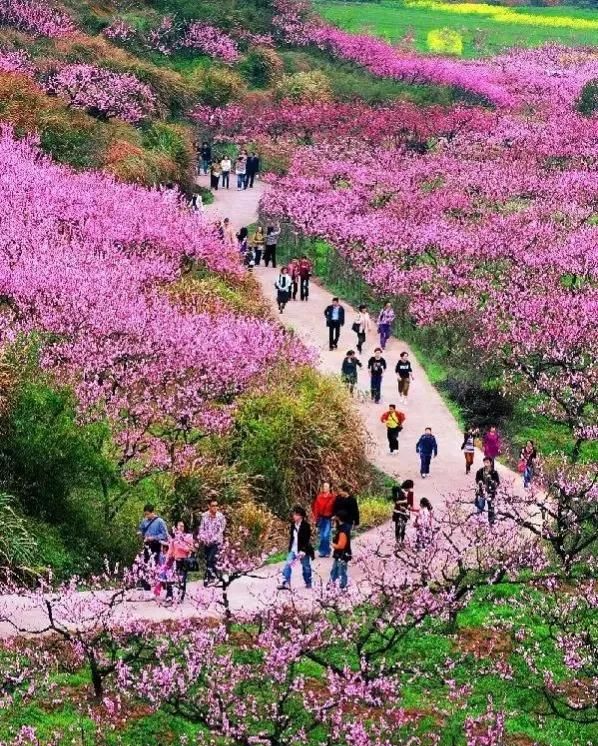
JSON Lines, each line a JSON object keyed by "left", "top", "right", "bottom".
{"left": 341, "top": 350, "right": 362, "bottom": 397}
{"left": 324, "top": 298, "right": 345, "bottom": 351}
{"left": 275, "top": 266, "right": 293, "bottom": 313}
{"left": 329, "top": 510, "right": 352, "bottom": 590}
{"left": 312, "top": 481, "right": 336, "bottom": 557}
{"left": 475, "top": 457, "right": 500, "bottom": 524}
{"left": 381, "top": 404, "right": 405, "bottom": 455}
{"left": 416, "top": 427, "right": 438, "bottom": 478}
{"left": 279, "top": 505, "right": 315, "bottom": 590}
{"left": 367, "top": 348, "right": 387, "bottom": 404}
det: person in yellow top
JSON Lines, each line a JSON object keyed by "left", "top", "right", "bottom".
{"left": 380, "top": 404, "right": 406, "bottom": 455}
{"left": 251, "top": 226, "right": 265, "bottom": 266}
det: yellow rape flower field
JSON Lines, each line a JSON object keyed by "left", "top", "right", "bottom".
{"left": 317, "top": 1, "right": 598, "bottom": 58}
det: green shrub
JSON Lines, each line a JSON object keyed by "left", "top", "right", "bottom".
{"left": 275, "top": 70, "right": 333, "bottom": 103}
{"left": 577, "top": 78, "right": 598, "bottom": 116}
{"left": 190, "top": 65, "right": 246, "bottom": 106}
{"left": 358, "top": 495, "right": 391, "bottom": 530}
{"left": 39, "top": 111, "right": 105, "bottom": 170}
{"left": 141, "top": 121, "right": 193, "bottom": 172}
{"left": 0, "top": 493, "right": 37, "bottom": 572}
{"left": 239, "top": 47, "right": 284, "bottom": 88}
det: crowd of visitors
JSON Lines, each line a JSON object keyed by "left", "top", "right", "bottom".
{"left": 199, "top": 141, "right": 260, "bottom": 192}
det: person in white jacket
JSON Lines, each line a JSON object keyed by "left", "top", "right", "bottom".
{"left": 352, "top": 304, "right": 372, "bottom": 354}
{"left": 275, "top": 267, "right": 293, "bottom": 314}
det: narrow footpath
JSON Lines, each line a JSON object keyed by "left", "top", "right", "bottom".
{"left": 0, "top": 179, "right": 522, "bottom": 636}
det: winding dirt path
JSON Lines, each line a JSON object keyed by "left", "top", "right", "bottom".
{"left": 0, "top": 178, "right": 522, "bottom": 636}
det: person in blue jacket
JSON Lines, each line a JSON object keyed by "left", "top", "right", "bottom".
{"left": 416, "top": 427, "right": 438, "bottom": 479}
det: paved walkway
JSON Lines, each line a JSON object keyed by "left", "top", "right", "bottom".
{"left": 0, "top": 178, "right": 522, "bottom": 636}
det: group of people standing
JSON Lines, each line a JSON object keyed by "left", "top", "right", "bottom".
{"left": 137, "top": 500, "right": 227, "bottom": 604}
{"left": 200, "top": 142, "right": 260, "bottom": 192}
{"left": 274, "top": 256, "right": 313, "bottom": 312}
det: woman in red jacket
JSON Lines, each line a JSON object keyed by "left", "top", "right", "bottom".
{"left": 312, "top": 481, "right": 336, "bottom": 558}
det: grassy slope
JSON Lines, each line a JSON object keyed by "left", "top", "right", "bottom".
{"left": 316, "top": 1, "right": 598, "bottom": 57}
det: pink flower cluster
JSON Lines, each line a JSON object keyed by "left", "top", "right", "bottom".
{"left": 46, "top": 64, "right": 157, "bottom": 124}
{"left": 0, "top": 48, "right": 33, "bottom": 75}
{"left": 0, "top": 127, "right": 292, "bottom": 474}
{"left": 180, "top": 21, "right": 240, "bottom": 63}
{"left": 0, "top": 0, "right": 75, "bottom": 38}
{"left": 102, "top": 18, "right": 135, "bottom": 43}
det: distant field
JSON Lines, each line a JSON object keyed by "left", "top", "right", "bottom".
{"left": 316, "top": 1, "right": 598, "bottom": 57}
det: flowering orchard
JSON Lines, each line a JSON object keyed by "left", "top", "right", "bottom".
{"left": 0, "top": 126, "right": 298, "bottom": 480}
{"left": 0, "top": 0, "right": 74, "bottom": 38}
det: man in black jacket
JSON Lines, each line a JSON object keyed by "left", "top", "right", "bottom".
{"left": 199, "top": 141, "right": 211, "bottom": 175}
{"left": 475, "top": 457, "right": 500, "bottom": 524}
{"left": 245, "top": 151, "right": 260, "bottom": 188}
{"left": 332, "top": 489, "right": 360, "bottom": 528}
{"left": 279, "top": 505, "right": 315, "bottom": 590}
{"left": 324, "top": 297, "right": 345, "bottom": 351}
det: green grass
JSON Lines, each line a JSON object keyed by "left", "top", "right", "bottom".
{"left": 316, "top": 1, "right": 598, "bottom": 58}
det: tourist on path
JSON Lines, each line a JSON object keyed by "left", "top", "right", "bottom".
{"left": 341, "top": 350, "right": 361, "bottom": 397}
{"left": 237, "top": 226, "right": 249, "bottom": 255}
{"left": 279, "top": 505, "right": 314, "bottom": 590}
{"left": 475, "top": 457, "right": 500, "bottom": 524}
{"left": 415, "top": 498, "right": 434, "bottom": 550}
{"left": 381, "top": 404, "right": 405, "bottom": 455}
{"left": 401, "top": 479, "right": 415, "bottom": 511}
{"left": 210, "top": 159, "right": 222, "bottom": 190}
{"left": 199, "top": 141, "right": 211, "bottom": 175}
{"left": 483, "top": 426, "right": 502, "bottom": 464}
{"left": 251, "top": 226, "right": 265, "bottom": 266}
{"left": 395, "top": 352, "right": 414, "bottom": 403}
{"left": 298, "top": 255, "right": 313, "bottom": 301}
{"left": 333, "top": 488, "right": 360, "bottom": 528}
{"left": 189, "top": 192, "right": 203, "bottom": 212}
{"left": 367, "top": 347, "right": 387, "bottom": 403}
{"left": 220, "top": 155, "right": 232, "bottom": 189}
{"left": 377, "top": 303, "right": 395, "bottom": 350}
{"left": 138, "top": 504, "right": 169, "bottom": 589}
{"left": 154, "top": 542, "right": 174, "bottom": 602}
{"left": 235, "top": 155, "right": 247, "bottom": 190}
{"left": 324, "top": 297, "right": 345, "bottom": 351}
{"left": 392, "top": 485, "right": 409, "bottom": 545}
{"left": 461, "top": 425, "right": 479, "bottom": 475}
{"left": 167, "top": 521, "right": 195, "bottom": 602}
{"left": 329, "top": 511, "right": 352, "bottom": 590}
{"left": 519, "top": 439, "right": 537, "bottom": 489}
{"left": 246, "top": 151, "right": 260, "bottom": 188}
{"left": 197, "top": 499, "right": 227, "bottom": 587}
{"left": 416, "top": 427, "right": 438, "bottom": 478}
{"left": 275, "top": 267, "right": 293, "bottom": 313}
{"left": 264, "top": 225, "right": 280, "bottom": 268}
{"left": 352, "top": 304, "right": 371, "bottom": 355}
{"left": 288, "top": 258, "right": 300, "bottom": 300}
{"left": 312, "top": 481, "right": 336, "bottom": 557}
{"left": 244, "top": 245, "right": 255, "bottom": 271}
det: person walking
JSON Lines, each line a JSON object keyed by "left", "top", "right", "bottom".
{"left": 220, "top": 155, "right": 232, "bottom": 189}
{"left": 246, "top": 151, "right": 260, "bottom": 188}
{"left": 189, "top": 192, "right": 203, "bottom": 212}
{"left": 210, "top": 158, "right": 221, "bottom": 190}
{"left": 279, "top": 505, "right": 314, "bottom": 590}
{"left": 324, "top": 298, "right": 345, "bottom": 351}
{"left": 377, "top": 302, "right": 395, "bottom": 350}
{"left": 381, "top": 404, "right": 405, "bottom": 455}
{"left": 352, "top": 305, "right": 371, "bottom": 355}
{"left": 415, "top": 498, "right": 434, "bottom": 549}
{"left": 416, "top": 427, "right": 438, "bottom": 478}
{"left": 367, "top": 348, "right": 387, "bottom": 403}
{"left": 167, "top": 521, "right": 195, "bottom": 602}
{"left": 329, "top": 511, "right": 352, "bottom": 590}
{"left": 461, "top": 425, "right": 479, "bottom": 475}
{"left": 341, "top": 350, "right": 362, "bottom": 397}
{"left": 483, "top": 426, "right": 502, "bottom": 465}
{"left": 199, "top": 141, "right": 211, "bottom": 175}
{"left": 519, "top": 440, "right": 537, "bottom": 489}
{"left": 401, "top": 479, "right": 415, "bottom": 511}
{"left": 138, "top": 504, "right": 169, "bottom": 589}
{"left": 197, "top": 499, "right": 227, "bottom": 587}
{"left": 298, "top": 255, "right": 313, "bottom": 301}
{"left": 395, "top": 352, "right": 414, "bottom": 403}
{"left": 392, "top": 485, "right": 409, "bottom": 546}
{"left": 237, "top": 226, "right": 249, "bottom": 255}
{"left": 244, "top": 245, "right": 256, "bottom": 271}
{"left": 275, "top": 266, "right": 293, "bottom": 313}
{"left": 250, "top": 226, "right": 265, "bottom": 267}
{"left": 312, "top": 481, "right": 336, "bottom": 557}
{"left": 264, "top": 225, "right": 280, "bottom": 268}
{"left": 222, "top": 217, "right": 236, "bottom": 248}
{"left": 235, "top": 155, "right": 247, "bottom": 190}
{"left": 332, "top": 488, "right": 360, "bottom": 529}
{"left": 475, "top": 457, "right": 500, "bottom": 524}
{"left": 288, "top": 257, "right": 300, "bottom": 301}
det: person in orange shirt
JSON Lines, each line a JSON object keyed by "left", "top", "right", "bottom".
{"left": 381, "top": 404, "right": 406, "bottom": 455}
{"left": 312, "top": 481, "right": 336, "bottom": 557}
